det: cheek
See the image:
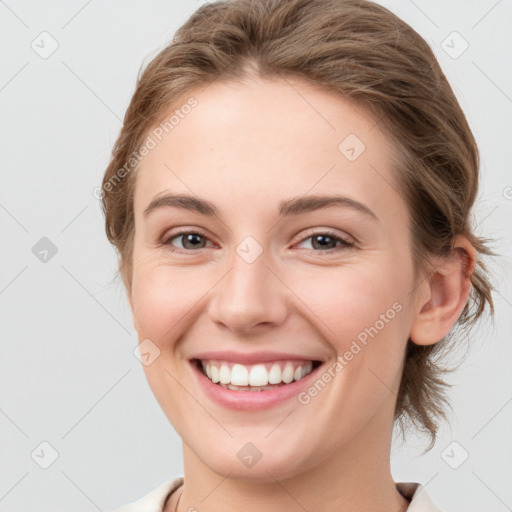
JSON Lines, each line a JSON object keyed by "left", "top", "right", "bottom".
{"left": 130, "top": 263, "right": 205, "bottom": 428}
{"left": 130, "top": 261, "right": 203, "bottom": 345}
{"left": 290, "top": 262, "right": 408, "bottom": 345}
{"left": 289, "top": 259, "right": 411, "bottom": 406}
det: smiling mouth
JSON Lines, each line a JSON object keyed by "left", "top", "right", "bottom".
{"left": 193, "top": 359, "right": 322, "bottom": 391}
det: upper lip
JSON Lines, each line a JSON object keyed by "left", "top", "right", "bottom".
{"left": 191, "top": 351, "right": 322, "bottom": 365}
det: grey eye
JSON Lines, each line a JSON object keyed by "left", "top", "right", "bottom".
{"left": 170, "top": 233, "right": 208, "bottom": 250}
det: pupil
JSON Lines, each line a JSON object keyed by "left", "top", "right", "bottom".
{"left": 313, "top": 235, "right": 335, "bottom": 250}
{"left": 184, "top": 233, "right": 204, "bottom": 249}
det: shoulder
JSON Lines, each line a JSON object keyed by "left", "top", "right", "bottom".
{"left": 396, "top": 481, "right": 443, "bottom": 512}
{"left": 106, "top": 476, "right": 183, "bottom": 512}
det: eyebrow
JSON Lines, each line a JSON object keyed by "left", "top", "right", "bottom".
{"left": 143, "top": 193, "right": 378, "bottom": 221}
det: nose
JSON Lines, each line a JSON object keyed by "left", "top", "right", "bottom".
{"left": 207, "top": 246, "right": 289, "bottom": 334}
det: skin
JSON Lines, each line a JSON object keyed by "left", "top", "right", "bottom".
{"left": 126, "top": 76, "right": 475, "bottom": 512}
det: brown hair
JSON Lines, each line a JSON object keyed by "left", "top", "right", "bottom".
{"left": 101, "top": 0, "right": 494, "bottom": 450}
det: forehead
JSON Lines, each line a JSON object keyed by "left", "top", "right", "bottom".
{"left": 133, "top": 77, "right": 403, "bottom": 219}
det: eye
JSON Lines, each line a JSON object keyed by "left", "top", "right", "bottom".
{"left": 162, "top": 230, "right": 213, "bottom": 253}
{"left": 295, "top": 230, "right": 354, "bottom": 254}
{"left": 161, "top": 229, "right": 353, "bottom": 255}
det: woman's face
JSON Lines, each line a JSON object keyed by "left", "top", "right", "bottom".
{"left": 129, "top": 77, "right": 422, "bottom": 480}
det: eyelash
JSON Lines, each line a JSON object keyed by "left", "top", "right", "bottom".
{"left": 161, "top": 229, "right": 354, "bottom": 255}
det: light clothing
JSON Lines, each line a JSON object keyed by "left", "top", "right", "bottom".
{"left": 107, "top": 476, "right": 442, "bottom": 512}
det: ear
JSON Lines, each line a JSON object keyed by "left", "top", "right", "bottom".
{"left": 409, "top": 235, "right": 476, "bottom": 346}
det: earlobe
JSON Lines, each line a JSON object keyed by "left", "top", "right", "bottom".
{"left": 409, "top": 235, "right": 476, "bottom": 346}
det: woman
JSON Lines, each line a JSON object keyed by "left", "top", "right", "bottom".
{"left": 101, "top": 0, "right": 494, "bottom": 510}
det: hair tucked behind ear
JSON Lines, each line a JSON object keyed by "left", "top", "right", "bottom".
{"left": 101, "top": 0, "right": 495, "bottom": 451}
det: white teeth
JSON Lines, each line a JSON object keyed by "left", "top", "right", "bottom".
{"left": 231, "top": 364, "right": 249, "bottom": 386}
{"left": 303, "top": 361, "right": 312, "bottom": 377}
{"left": 249, "top": 364, "right": 268, "bottom": 386}
{"left": 210, "top": 364, "right": 220, "bottom": 383}
{"left": 268, "top": 364, "right": 282, "bottom": 384}
{"left": 200, "top": 359, "right": 316, "bottom": 388}
{"left": 282, "top": 363, "right": 294, "bottom": 384}
{"left": 219, "top": 364, "right": 231, "bottom": 384}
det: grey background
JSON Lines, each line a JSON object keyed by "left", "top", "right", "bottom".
{"left": 0, "top": 1, "right": 511, "bottom": 511}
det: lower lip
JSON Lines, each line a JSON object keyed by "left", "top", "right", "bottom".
{"left": 190, "top": 360, "right": 322, "bottom": 411}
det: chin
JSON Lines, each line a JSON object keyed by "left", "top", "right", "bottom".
{"left": 189, "top": 434, "right": 319, "bottom": 484}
